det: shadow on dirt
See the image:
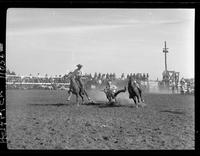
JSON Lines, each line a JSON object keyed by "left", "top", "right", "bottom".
{"left": 97, "top": 104, "right": 134, "bottom": 108}
{"left": 83, "top": 101, "right": 135, "bottom": 108}
{"left": 160, "top": 110, "right": 186, "bottom": 115}
{"left": 28, "top": 101, "right": 136, "bottom": 108}
{"left": 83, "top": 102, "right": 103, "bottom": 106}
{"left": 28, "top": 103, "right": 72, "bottom": 107}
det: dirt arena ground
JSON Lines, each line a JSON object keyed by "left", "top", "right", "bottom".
{"left": 6, "top": 89, "right": 194, "bottom": 150}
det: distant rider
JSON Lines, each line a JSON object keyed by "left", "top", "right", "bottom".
{"left": 180, "top": 77, "right": 185, "bottom": 86}
{"left": 180, "top": 77, "right": 186, "bottom": 91}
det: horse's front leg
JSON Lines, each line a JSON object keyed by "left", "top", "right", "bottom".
{"left": 66, "top": 91, "right": 72, "bottom": 101}
{"left": 136, "top": 95, "right": 140, "bottom": 103}
{"left": 76, "top": 94, "right": 80, "bottom": 106}
{"left": 133, "top": 97, "right": 138, "bottom": 108}
{"left": 79, "top": 92, "right": 85, "bottom": 105}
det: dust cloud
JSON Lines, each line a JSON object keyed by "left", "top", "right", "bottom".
{"left": 88, "top": 84, "right": 178, "bottom": 105}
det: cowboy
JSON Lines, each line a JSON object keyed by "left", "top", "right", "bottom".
{"left": 180, "top": 77, "right": 187, "bottom": 94}
{"left": 68, "top": 64, "right": 92, "bottom": 102}
{"left": 106, "top": 80, "right": 117, "bottom": 93}
{"left": 70, "top": 64, "right": 84, "bottom": 89}
{"left": 180, "top": 77, "right": 185, "bottom": 85}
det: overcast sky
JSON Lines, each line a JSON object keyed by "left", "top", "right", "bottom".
{"left": 6, "top": 9, "right": 194, "bottom": 79}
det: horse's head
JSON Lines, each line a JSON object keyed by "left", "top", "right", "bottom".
{"left": 133, "top": 79, "right": 137, "bottom": 85}
{"left": 128, "top": 76, "right": 133, "bottom": 85}
{"left": 128, "top": 76, "right": 138, "bottom": 88}
{"left": 67, "top": 72, "right": 74, "bottom": 79}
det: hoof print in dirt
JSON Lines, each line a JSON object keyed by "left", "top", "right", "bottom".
{"left": 102, "top": 136, "right": 109, "bottom": 141}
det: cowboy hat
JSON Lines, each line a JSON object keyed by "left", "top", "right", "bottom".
{"left": 76, "top": 64, "right": 83, "bottom": 68}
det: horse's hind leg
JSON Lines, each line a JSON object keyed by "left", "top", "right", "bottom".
{"left": 76, "top": 94, "right": 80, "bottom": 106}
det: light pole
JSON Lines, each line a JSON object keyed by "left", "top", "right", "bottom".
{"left": 163, "top": 41, "right": 168, "bottom": 72}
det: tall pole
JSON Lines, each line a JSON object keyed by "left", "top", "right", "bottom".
{"left": 163, "top": 41, "right": 168, "bottom": 72}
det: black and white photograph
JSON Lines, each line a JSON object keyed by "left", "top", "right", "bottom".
{"left": 5, "top": 8, "right": 194, "bottom": 150}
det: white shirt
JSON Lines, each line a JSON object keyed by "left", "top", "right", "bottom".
{"left": 110, "top": 84, "right": 117, "bottom": 93}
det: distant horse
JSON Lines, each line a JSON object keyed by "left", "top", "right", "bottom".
{"left": 127, "top": 77, "right": 144, "bottom": 108}
{"left": 66, "top": 73, "right": 92, "bottom": 106}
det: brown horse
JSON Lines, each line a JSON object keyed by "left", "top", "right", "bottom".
{"left": 127, "top": 77, "right": 144, "bottom": 108}
{"left": 66, "top": 73, "right": 92, "bottom": 106}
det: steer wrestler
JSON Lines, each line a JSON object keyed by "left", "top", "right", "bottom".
{"left": 103, "top": 80, "right": 126, "bottom": 103}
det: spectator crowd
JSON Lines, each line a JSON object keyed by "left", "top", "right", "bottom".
{"left": 6, "top": 69, "right": 149, "bottom": 90}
